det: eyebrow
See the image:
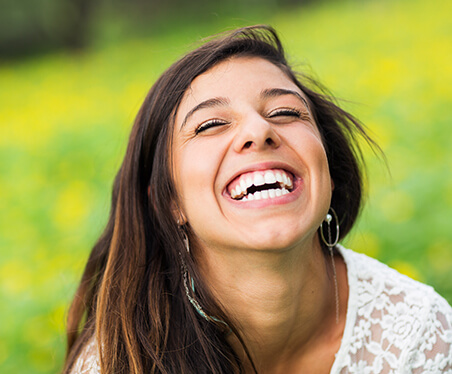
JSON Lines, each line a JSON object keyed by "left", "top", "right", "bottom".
{"left": 181, "top": 97, "right": 230, "bottom": 130}
{"left": 260, "top": 88, "right": 309, "bottom": 108}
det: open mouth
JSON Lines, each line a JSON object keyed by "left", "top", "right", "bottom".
{"left": 227, "top": 169, "right": 294, "bottom": 201}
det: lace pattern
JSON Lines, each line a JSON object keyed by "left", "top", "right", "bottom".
{"left": 69, "top": 247, "right": 452, "bottom": 373}
{"left": 333, "top": 246, "right": 452, "bottom": 373}
{"left": 70, "top": 337, "right": 100, "bottom": 374}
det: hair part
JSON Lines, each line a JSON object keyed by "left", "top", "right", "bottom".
{"left": 63, "top": 25, "right": 377, "bottom": 374}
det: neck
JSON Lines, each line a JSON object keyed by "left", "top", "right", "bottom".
{"left": 197, "top": 237, "right": 346, "bottom": 373}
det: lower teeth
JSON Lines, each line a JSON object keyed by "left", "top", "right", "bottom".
{"left": 241, "top": 188, "right": 289, "bottom": 201}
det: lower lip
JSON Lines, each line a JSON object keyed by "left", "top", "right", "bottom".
{"left": 224, "top": 178, "right": 303, "bottom": 208}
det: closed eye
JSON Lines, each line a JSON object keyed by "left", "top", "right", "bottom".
{"left": 268, "top": 107, "right": 311, "bottom": 122}
{"left": 195, "top": 119, "right": 228, "bottom": 135}
{"left": 268, "top": 108, "right": 302, "bottom": 118}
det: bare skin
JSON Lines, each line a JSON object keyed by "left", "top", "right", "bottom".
{"left": 197, "top": 236, "right": 348, "bottom": 374}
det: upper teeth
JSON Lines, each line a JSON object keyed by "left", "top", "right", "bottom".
{"left": 229, "top": 169, "right": 294, "bottom": 200}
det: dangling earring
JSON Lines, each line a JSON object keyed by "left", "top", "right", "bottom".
{"left": 178, "top": 227, "right": 208, "bottom": 318}
{"left": 178, "top": 226, "right": 230, "bottom": 329}
{"left": 320, "top": 207, "right": 340, "bottom": 324}
{"left": 181, "top": 227, "right": 190, "bottom": 253}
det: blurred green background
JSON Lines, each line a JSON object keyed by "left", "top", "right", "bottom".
{"left": 1, "top": 0, "right": 451, "bottom": 372}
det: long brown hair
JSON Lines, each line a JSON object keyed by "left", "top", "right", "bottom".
{"left": 63, "top": 25, "right": 375, "bottom": 373}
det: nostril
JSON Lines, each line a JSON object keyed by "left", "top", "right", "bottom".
{"left": 243, "top": 141, "right": 253, "bottom": 149}
{"left": 266, "top": 137, "right": 275, "bottom": 146}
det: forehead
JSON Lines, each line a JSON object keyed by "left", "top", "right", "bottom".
{"left": 175, "top": 57, "right": 304, "bottom": 120}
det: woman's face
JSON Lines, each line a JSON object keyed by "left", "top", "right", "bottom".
{"left": 171, "top": 57, "right": 332, "bottom": 254}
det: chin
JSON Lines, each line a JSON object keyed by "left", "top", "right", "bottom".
{"left": 234, "top": 224, "right": 318, "bottom": 253}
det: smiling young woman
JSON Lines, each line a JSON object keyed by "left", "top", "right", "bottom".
{"left": 63, "top": 26, "right": 452, "bottom": 374}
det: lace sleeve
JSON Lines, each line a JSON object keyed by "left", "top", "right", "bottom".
{"left": 69, "top": 338, "right": 101, "bottom": 374}
{"left": 409, "top": 294, "right": 452, "bottom": 373}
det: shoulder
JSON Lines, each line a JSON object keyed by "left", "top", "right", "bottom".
{"left": 335, "top": 246, "right": 452, "bottom": 373}
{"left": 340, "top": 245, "right": 448, "bottom": 309}
{"left": 68, "top": 337, "right": 101, "bottom": 374}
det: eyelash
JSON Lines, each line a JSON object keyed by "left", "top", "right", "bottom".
{"left": 268, "top": 108, "right": 302, "bottom": 118}
{"left": 195, "top": 119, "right": 227, "bottom": 134}
{"left": 194, "top": 108, "right": 304, "bottom": 135}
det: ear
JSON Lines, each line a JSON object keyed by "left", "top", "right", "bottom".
{"left": 148, "top": 184, "right": 187, "bottom": 225}
{"left": 171, "top": 200, "right": 187, "bottom": 225}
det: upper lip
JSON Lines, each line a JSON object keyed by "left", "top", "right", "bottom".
{"left": 222, "top": 160, "right": 302, "bottom": 196}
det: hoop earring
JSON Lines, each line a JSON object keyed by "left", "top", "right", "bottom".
{"left": 178, "top": 227, "right": 230, "bottom": 329}
{"left": 320, "top": 207, "right": 340, "bottom": 324}
{"left": 320, "top": 208, "right": 339, "bottom": 247}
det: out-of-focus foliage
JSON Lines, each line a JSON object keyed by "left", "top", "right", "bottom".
{"left": 0, "top": 0, "right": 451, "bottom": 372}
{"left": 0, "top": 0, "right": 93, "bottom": 57}
{"left": 0, "top": 0, "right": 311, "bottom": 58}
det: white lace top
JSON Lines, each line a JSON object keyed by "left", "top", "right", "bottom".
{"left": 333, "top": 246, "right": 452, "bottom": 373}
{"left": 70, "top": 246, "right": 452, "bottom": 373}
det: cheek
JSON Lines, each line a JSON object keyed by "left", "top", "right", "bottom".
{"left": 288, "top": 130, "right": 332, "bottom": 199}
{"left": 284, "top": 128, "right": 329, "bottom": 170}
{"left": 312, "top": 144, "right": 332, "bottom": 192}
{"left": 174, "top": 142, "right": 221, "bottom": 211}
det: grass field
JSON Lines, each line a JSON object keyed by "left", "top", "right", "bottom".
{"left": 1, "top": 0, "right": 451, "bottom": 372}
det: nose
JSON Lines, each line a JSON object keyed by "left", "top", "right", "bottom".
{"left": 233, "top": 115, "right": 281, "bottom": 153}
